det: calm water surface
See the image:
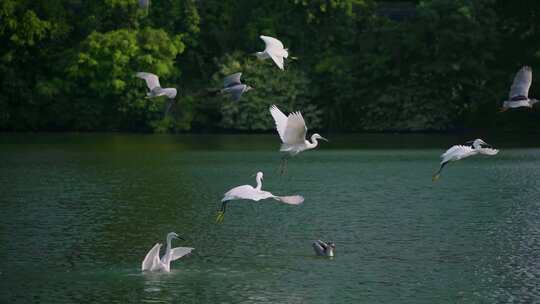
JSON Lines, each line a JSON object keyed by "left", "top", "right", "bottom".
{"left": 1, "top": 134, "right": 540, "bottom": 303}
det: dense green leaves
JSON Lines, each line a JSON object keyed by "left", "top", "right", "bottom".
{"left": 1, "top": 0, "right": 539, "bottom": 132}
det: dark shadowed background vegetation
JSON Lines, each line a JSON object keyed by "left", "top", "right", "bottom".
{"left": 1, "top": 0, "right": 539, "bottom": 133}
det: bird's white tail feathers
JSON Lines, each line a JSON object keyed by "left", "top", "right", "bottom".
{"left": 275, "top": 195, "right": 304, "bottom": 205}
{"left": 480, "top": 148, "right": 499, "bottom": 155}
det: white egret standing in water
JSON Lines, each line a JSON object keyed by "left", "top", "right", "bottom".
{"left": 255, "top": 35, "right": 289, "bottom": 70}
{"left": 269, "top": 104, "right": 327, "bottom": 174}
{"left": 432, "top": 139, "right": 499, "bottom": 181}
{"left": 216, "top": 172, "right": 304, "bottom": 223}
{"left": 141, "top": 232, "right": 194, "bottom": 272}
{"left": 501, "top": 66, "right": 538, "bottom": 111}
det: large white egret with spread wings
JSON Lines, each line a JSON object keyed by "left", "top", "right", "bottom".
{"left": 432, "top": 139, "right": 499, "bottom": 181}
{"left": 269, "top": 104, "right": 327, "bottom": 174}
{"left": 216, "top": 172, "right": 304, "bottom": 223}
{"left": 255, "top": 35, "right": 289, "bottom": 70}
{"left": 141, "top": 232, "right": 194, "bottom": 272}
{"left": 501, "top": 66, "right": 538, "bottom": 111}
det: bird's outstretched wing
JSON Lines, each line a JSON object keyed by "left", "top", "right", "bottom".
{"left": 161, "top": 88, "right": 177, "bottom": 99}
{"left": 222, "top": 85, "right": 246, "bottom": 101}
{"left": 269, "top": 105, "right": 288, "bottom": 142}
{"left": 170, "top": 247, "right": 194, "bottom": 261}
{"left": 509, "top": 66, "right": 532, "bottom": 99}
{"left": 136, "top": 72, "right": 161, "bottom": 90}
{"left": 268, "top": 53, "right": 285, "bottom": 70}
{"left": 223, "top": 73, "right": 242, "bottom": 88}
{"left": 283, "top": 112, "right": 307, "bottom": 144}
{"left": 260, "top": 35, "right": 285, "bottom": 50}
{"left": 260, "top": 36, "right": 288, "bottom": 70}
{"left": 222, "top": 185, "right": 256, "bottom": 201}
{"left": 273, "top": 195, "right": 304, "bottom": 205}
{"left": 142, "top": 243, "right": 162, "bottom": 271}
{"left": 441, "top": 145, "right": 475, "bottom": 163}
{"left": 478, "top": 148, "right": 499, "bottom": 155}
{"left": 312, "top": 240, "right": 326, "bottom": 256}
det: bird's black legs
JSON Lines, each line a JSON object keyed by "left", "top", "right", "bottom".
{"left": 432, "top": 162, "right": 448, "bottom": 181}
{"left": 279, "top": 155, "right": 289, "bottom": 176}
{"left": 164, "top": 100, "right": 174, "bottom": 117}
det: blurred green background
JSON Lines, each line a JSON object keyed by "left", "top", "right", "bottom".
{"left": 1, "top": 0, "right": 539, "bottom": 133}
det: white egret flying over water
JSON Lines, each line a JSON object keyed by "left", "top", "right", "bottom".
{"left": 255, "top": 35, "right": 289, "bottom": 70}
{"left": 269, "top": 104, "right": 327, "bottom": 174}
{"left": 216, "top": 172, "right": 304, "bottom": 223}
{"left": 141, "top": 232, "right": 194, "bottom": 272}
{"left": 432, "top": 139, "right": 499, "bottom": 181}
{"left": 501, "top": 66, "right": 538, "bottom": 111}
{"left": 312, "top": 240, "right": 335, "bottom": 257}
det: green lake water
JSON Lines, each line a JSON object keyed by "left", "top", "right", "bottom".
{"left": 1, "top": 134, "right": 539, "bottom": 303}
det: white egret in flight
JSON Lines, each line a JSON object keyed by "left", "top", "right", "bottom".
{"left": 312, "top": 240, "right": 335, "bottom": 257}
{"left": 141, "top": 232, "right": 194, "bottom": 272}
{"left": 136, "top": 72, "right": 177, "bottom": 99}
{"left": 221, "top": 72, "right": 253, "bottom": 101}
{"left": 269, "top": 104, "right": 327, "bottom": 174}
{"left": 216, "top": 172, "right": 304, "bottom": 223}
{"left": 255, "top": 35, "right": 289, "bottom": 70}
{"left": 432, "top": 139, "right": 499, "bottom": 181}
{"left": 501, "top": 66, "right": 538, "bottom": 111}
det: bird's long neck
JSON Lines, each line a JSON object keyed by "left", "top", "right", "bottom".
{"left": 255, "top": 176, "right": 263, "bottom": 191}
{"left": 163, "top": 236, "right": 173, "bottom": 263}
{"left": 306, "top": 136, "right": 319, "bottom": 149}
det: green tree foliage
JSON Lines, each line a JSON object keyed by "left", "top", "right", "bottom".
{"left": 67, "top": 28, "right": 184, "bottom": 131}
{"left": 1, "top": 0, "right": 539, "bottom": 132}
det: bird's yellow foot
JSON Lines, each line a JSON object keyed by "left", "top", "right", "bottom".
{"left": 432, "top": 174, "right": 440, "bottom": 182}
{"left": 216, "top": 211, "right": 225, "bottom": 223}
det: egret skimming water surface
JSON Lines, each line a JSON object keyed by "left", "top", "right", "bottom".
{"left": 216, "top": 172, "right": 304, "bottom": 223}
{"left": 433, "top": 139, "right": 499, "bottom": 181}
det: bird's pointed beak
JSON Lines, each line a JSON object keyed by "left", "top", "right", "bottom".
{"left": 320, "top": 136, "right": 329, "bottom": 142}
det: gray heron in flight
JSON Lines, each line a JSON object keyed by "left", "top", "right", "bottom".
{"left": 221, "top": 72, "right": 253, "bottom": 101}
